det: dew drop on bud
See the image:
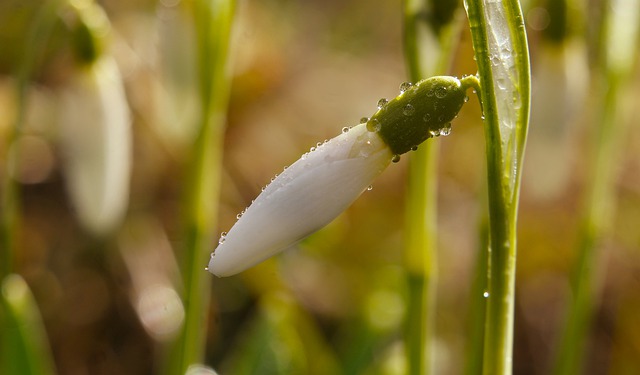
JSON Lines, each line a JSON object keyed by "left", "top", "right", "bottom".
{"left": 377, "top": 98, "right": 389, "bottom": 109}
{"left": 411, "top": 146, "right": 418, "bottom": 151}
{"left": 439, "top": 123, "right": 452, "bottom": 136}
{"left": 464, "top": 96, "right": 470, "bottom": 103}
{"left": 429, "top": 129, "right": 439, "bottom": 137}
{"left": 367, "top": 185, "right": 373, "bottom": 191}
{"left": 360, "top": 117, "right": 369, "bottom": 124}
{"left": 366, "top": 118, "right": 381, "bottom": 132}
{"left": 310, "top": 146, "right": 316, "bottom": 152}
{"left": 423, "top": 113, "right": 431, "bottom": 122}
{"left": 218, "top": 232, "right": 227, "bottom": 245}
{"left": 391, "top": 154, "right": 401, "bottom": 163}
{"left": 403, "top": 104, "right": 415, "bottom": 116}
{"left": 399, "top": 82, "right": 412, "bottom": 93}
{"left": 342, "top": 126, "right": 350, "bottom": 133}
{"left": 435, "top": 86, "right": 448, "bottom": 98}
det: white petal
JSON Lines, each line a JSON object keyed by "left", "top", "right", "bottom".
{"left": 208, "top": 124, "right": 393, "bottom": 277}
{"left": 58, "top": 58, "right": 132, "bottom": 235}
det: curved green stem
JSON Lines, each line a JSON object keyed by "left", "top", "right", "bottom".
{"left": 402, "top": 1, "right": 463, "bottom": 373}
{"left": 166, "top": 0, "right": 236, "bottom": 373}
{"left": 464, "top": 1, "right": 530, "bottom": 374}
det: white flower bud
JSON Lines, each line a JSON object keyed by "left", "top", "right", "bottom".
{"left": 208, "top": 124, "right": 392, "bottom": 277}
{"left": 58, "top": 57, "right": 132, "bottom": 235}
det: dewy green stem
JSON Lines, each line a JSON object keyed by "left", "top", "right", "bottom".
{"left": 166, "top": 0, "right": 236, "bottom": 374}
{"left": 464, "top": 0, "right": 530, "bottom": 374}
{"left": 402, "top": 1, "right": 463, "bottom": 374}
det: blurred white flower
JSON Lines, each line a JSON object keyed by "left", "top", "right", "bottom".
{"left": 208, "top": 123, "right": 393, "bottom": 277}
{"left": 58, "top": 57, "right": 132, "bottom": 235}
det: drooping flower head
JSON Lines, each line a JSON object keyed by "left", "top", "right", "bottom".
{"left": 209, "top": 76, "right": 473, "bottom": 277}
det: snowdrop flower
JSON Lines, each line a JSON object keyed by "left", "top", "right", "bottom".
{"left": 58, "top": 57, "right": 132, "bottom": 235}
{"left": 209, "top": 76, "right": 473, "bottom": 277}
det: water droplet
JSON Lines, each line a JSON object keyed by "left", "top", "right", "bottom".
{"left": 218, "top": 232, "right": 227, "bottom": 245}
{"left": 204, "top": 266, "right": 209, "bottom": 271}
{"left": 367, "top": 185, "right": 373, "bottom": 191}
{"left": 399, "top": 82, "right": 412, "bottom": 93}
{"left": 360, "top": 117, "right": 369, "bottom": 124}
{"left": 366, "top": 118, "right": 381, "bottom": 132}
{"left": 411, "top": 146, "right": 418, "bottom": 151}
{"left": 210, "top": 253, "right": 215, "bottom": 258}
{"left": 435, "top": 86, "right": 447, "bottom": 98}
{"left": 342, "top": 126, "right": 350, "bottom": 133}
{"left": 236, "top": 212, "right": 243, "bottom": 219}
{"left": 483, "top": 291, "right": 490, "bottom": 298}
{"left": 464, "top": 95, "right": 469, "bottom": 103}
{"left": 429, "top": 129, "right": 440, "bottom": 137}
{"left": 310, "top": 146, "right": 316, "bottom": 152}
{"left": 391, "top": 154, "right": 401, "bottom": 163}
{"left": 377, "top": 98, "right": 389, "bottom": 109}
{"left": 426, "top": 89, "right": 434, "bottom": 97}
{"left": 423, "top": 113, "right": 432, "bottom": 122}
{"left": 403, "top": 104, "right": 415, "bottom": 116}
{"left": 301, "top": 153, "right": 308, "bottom": 160}
{"left": 439, "top": 123, "right": 452, "bottom": 136}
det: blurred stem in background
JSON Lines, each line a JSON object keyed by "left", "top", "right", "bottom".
{"left": 0, "top": 0, "right": 60, "bottom": 282}
{"left": 166, "top": 0, "right": 236, "bottom": 373}
{"left": 464, "top": 0, "right": 530, "bottom": 374}
{"left": 404, "top": 0, "right": 461, "bottom": 374}
{"left": 1, "top": 2, "right": 62, "bottom": 374}
{"left": 401, "top": 0, "right": 462, "bottom": 373}
{"left": 1, "top": 275, "right": 56, "bottom": 375}
{"left": 464, "top": 216, "right": 489, "bottom": 375}
{"left": 552, "top": 0, "right": 640, "bottom": 374}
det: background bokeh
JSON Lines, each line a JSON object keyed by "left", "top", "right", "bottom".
{"left": 1, "top": 0, "right": 639, "bottom": 374}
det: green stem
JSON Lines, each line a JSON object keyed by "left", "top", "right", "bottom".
{"left": 553, "top": 1, "right": 640, "bottom": 372}
{"left": 464, "top": 1, "right": 530, "bottom": 374}
{"left": 167, "top": 0, "right": 236, "bottom": 373}
{"left": 465, "top": 214, "right": 489, "bottom": 375}
{"left": 402, "top": 1, "right": 462, "bottom": 373}
{"left": 1, "top": 0, "right": 62, "bottom": 279}
{"left": 551, "top": 80, "right": 620, "bottom": 375}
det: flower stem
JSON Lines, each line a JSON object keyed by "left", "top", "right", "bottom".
{"left": 402, "top": 1, "right": 463, "bottom": 373}
{"left": 1, "top": 0, "right": 62, "bottom": 280}
{"left": 464, "top": 0, "right": 530, "bottom": 374}
{"left": 166, "top": 0, "right": 236, "bottom": 373}
{"left": 553, "top": 1, "right": 640, "bottom": 372}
